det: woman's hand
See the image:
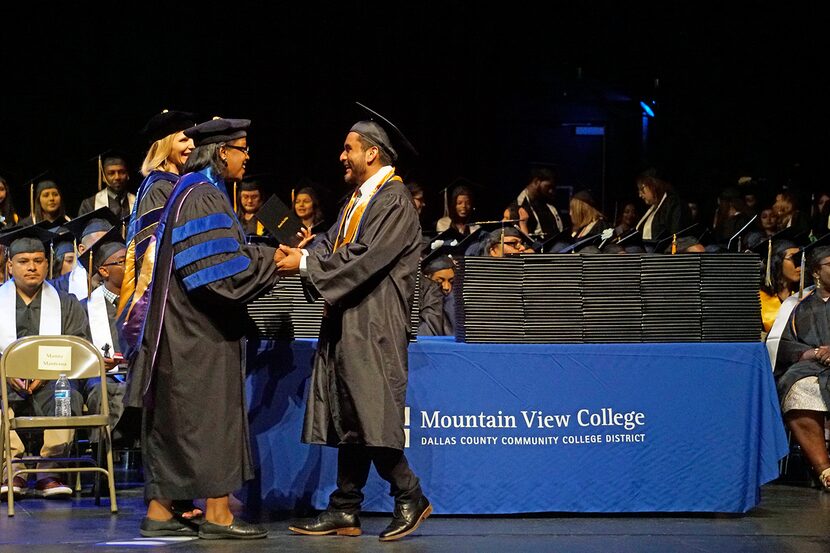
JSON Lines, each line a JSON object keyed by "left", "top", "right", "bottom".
{"left": 296, "top": 227, "right": 316, "bottom": 249}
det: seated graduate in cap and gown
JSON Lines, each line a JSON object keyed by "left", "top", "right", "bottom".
{"left": 418, "top": 250, "right": 456, "bottom": 337}
{"left": 0, "top": 225, "right": 90, "bottom": 496}
{"left": 77, "top": 227, "right": 130, "bottom": 444}
{"left": 774, "top": 242, "right": 830, "bottom": 491}
{"left": 77, "top": 155, "right": 136, "bottom": 220}
{"left": 125, "top": 117, "right": 276, "bottom": 538}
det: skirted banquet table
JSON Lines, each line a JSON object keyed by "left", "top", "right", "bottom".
{"left": 239, "top": 336, "right": 788, "bottom": 515}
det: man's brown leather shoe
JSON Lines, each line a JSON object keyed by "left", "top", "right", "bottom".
{"left": 378, "top": 496, "right": 432, "bottom": 541}
{"left": 288, "top": 510, "right": 362, "bottom": 536}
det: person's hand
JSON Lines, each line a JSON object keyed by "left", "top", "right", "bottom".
{"left": 274, "top": 248, "right": 286, "bottom": 264}
{"left": 103, "top": 357, "right": 119, "bottom": 371}
{"left": 296, "top": 227, "right": 316, "bottom": 249}
{"left": 276, "top": 245, "right": 302, "bottom": 276}
{"left": 27, "top": 379, "right": 43, "bottom": 394}
{"left": 8, "top": 378, "right": 28, "bottom": 396}
{"left": 811, "top": 346, "right": 830, "bottom": 365}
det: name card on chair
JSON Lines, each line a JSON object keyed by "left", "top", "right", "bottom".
{"left": 38, "top": 346, "right": 72, "bottom": 372}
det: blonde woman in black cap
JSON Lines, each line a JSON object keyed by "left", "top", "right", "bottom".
{"left": 17, "top": 180, "right": 70, "bottom": 227}
{"left": 125, "top": 117, "right": 279, "bottom": 540}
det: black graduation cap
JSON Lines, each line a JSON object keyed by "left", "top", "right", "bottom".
{"left": 725, "top": 213, "right": 759, "bottom": 252}
{"left": 140, "top": 109, "right": 198, "bottom": 144}
{"left": 792, "top": 231, "right": 830, "bottom": 296}
{"left": 558, "top": 232, "right": 604, "bottom": 254}
{"left": 63, "top": 207, "right": 123, "bottom": 243}
{"left": 0, "top": 224, "right": 54, "bottom": 257}
{"left": 77, "top": 226, "right": 126, "bottom": 275}
{"left": 255, "top": 193, "right": 305, "bottom": 247}
{"left": 50, "top": 226, "right": 76, "bottom": 259}
{"left": 351, "top": 101, "right": 418, "bottom": 164}
{"left": 536, "top": 230, "right": 574, "bottom": 253}
{"left": 184, "top": 118, "right": 250, "bottom": 147}
{"left": 468, "top": 220, "right": 534, "bottom": 257}
{"left": 610, "top": 229, "right": 646, "bottom": 253}
{"left": 421, "top": 242, "right": 460, "bottom": 275}
{"left": 424, "top": 227, "right": 464, "bottom": 254}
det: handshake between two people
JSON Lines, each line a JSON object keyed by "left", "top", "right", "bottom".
{"left": 274, "top": 227, "right": 315, "bottom": 276}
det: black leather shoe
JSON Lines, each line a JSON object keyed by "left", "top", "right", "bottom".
{"left": 198, "top": 518, "right": 268, "bottom": 540}
{"left": 378, "top": 496, "right": 432, "bottom": 541}
{"left": 140, "top": 517, "right": 198, "bottom": 537}
{"left": 288, "top": 510, "right": 362, "bottom": 536}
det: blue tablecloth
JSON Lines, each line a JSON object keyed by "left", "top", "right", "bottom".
{"left": 242, "top": 337, "right": 788, "bottom": 514}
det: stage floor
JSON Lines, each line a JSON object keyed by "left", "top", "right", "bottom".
{"left": 2, "top": 477, "right": 830, "bottom": 552}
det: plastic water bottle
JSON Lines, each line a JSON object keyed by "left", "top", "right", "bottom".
{"left": 54, "top": 374, "right": 71, "bottom": 417}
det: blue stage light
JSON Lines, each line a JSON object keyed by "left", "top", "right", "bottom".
{"left": 640, "top": 101, "right": 655, "bottom": 118}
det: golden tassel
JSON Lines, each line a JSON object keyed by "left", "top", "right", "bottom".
{"left": 671, "top": 233, "right": 677, "bottom": 255}
{"left": 765, "top": 239, "right": 772, "bottom": 288}
{"left": 233, "top": 181, "right": 238, "bottom": 213}
{"left": 30, "top": 182, "right": 36, "bottom": 224}
{"left": 97, "top": 155, "right": 104, "bottom": 191}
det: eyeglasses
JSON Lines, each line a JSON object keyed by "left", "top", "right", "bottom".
{"left": 101, "top": 259, "right": 126, "bottom": 267}
{"left": 225, "top": 145, "right": 250, "bottom": 156}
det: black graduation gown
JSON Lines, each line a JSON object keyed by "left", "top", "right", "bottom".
{"left": 775, "top": 291, "right": 830, "bottom": 406}
{"left": 126, "top": 179, "right": 280, "bottom": 501}
{"left": 302, "top": 179, "right": 421, "bottom": 451}
{"left": 418, "top": 276, "right": 454, "bottom": 336}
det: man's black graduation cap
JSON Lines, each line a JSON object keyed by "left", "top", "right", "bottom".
{"left": 0, "top": 224, "right": 54, "bottom": 257}
{"left": 77, "top": 226, "right": 126, "bottom": 275}
{"left": 351, "top": 101, "right": 418, "bottom": 164}
{"left": 462, "top": 220, "right": 534, "bottom": 256}
{"left": 63, "top": 207, "right": 123, "bottom": 243}
{"left": 421, "top": 242, "right": 460, "bottom": 275}
{"left": 255, "top": 193, "right": 305, "bottom": 247}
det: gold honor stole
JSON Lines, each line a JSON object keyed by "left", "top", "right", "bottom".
{"left": 333, "top": 168, "right": 400, "bottom": 251}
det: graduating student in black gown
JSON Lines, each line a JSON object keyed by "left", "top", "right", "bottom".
{"left": 278, "top": 104, "right": 431, "bottom": 542}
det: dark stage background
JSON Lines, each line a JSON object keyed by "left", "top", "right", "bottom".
{"left": 1, "top": 5, "right": 825, "bottom": 228}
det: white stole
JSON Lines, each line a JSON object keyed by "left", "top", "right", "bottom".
{"left": 68, "top": 264, "right": 89, "bottom": 300}
{"left": 87, "top": 285, "right": 114, "bottom": 356}
{"left": 0, "top": 280, "right": 62, "bottom": 352}
{"left": 636, "top": 193, "right": 668, "bottom": 240}
{"left": 94, "top": 188, "right": 136, "bottom": 212}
